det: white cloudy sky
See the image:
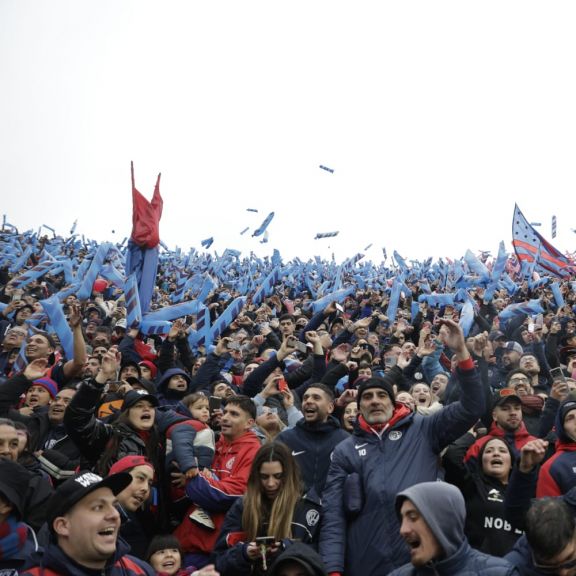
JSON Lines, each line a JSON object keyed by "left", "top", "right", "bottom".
{"left": 1, "top": 1, "right": 575, "bottom": 264}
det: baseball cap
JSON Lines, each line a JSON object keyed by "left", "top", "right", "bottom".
{"left": 503, "top": 341, "right": 523, "bottom": 355}
{"left": 121, "top": 390, "right": 159, "bottom": 412}
{"left": 492, "top": 388, "right": 522, "bottom": 408}
{"left": 46, "top": 471, "right": 132, "bottom": 531}
{"left": 109, "top": 455, "right": 154, "bottom": 476}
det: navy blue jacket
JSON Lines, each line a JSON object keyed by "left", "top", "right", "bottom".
{"left": 388, "top": 540, "right": 518, "bottom": 575}
{"left": 276, "top": 416, "right": 348, "bottom": 501}
{"left": 319, "top": 365, "right": 485, "bottom": 576}
{"left": 22, "top": 536, "right": 155, "bottom": 575}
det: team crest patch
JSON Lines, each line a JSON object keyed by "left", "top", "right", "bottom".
{"left": 388, "top": 431, "right": 402, "bottom": 441}
{"left": 226, "top": 457, "right": 236, "bottom": 470}
{"left": 306, "top": 509, "right": 320, "bottom": 526}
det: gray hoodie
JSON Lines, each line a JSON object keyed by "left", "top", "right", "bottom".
{"left": 391, "top": 481, "right": 518, "bottom": 576}
{"left": 395, "top": 481, "right": 465, "bottom": 559}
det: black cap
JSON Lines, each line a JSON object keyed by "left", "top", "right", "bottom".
{"left": 121, "top": 389, "right": 159, "bottom": 412}
{"left": 357, "top": 376, "right": 395, "bottom": 406}
{"left": 46, "top": 471, "right": 132, "bottom": 531}
{"left": 488, "top": 330, "right": 506, "bottom": 342}
{"left": 0, "top": 460, "right": 33, "bottom": 518}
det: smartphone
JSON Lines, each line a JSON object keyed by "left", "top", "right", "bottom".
{"left": 255, "top": 536, "right": 276, "bottom": 546}
{"left": 105, "top": 381, "right": 124, "bottom": 394}
{"left": 277, "top": 379, "right": 288, "bottom": 393}
{"left": 550, "top": 367, "right": 567, "bottom": 382}
{"left": 384, "top": 356, "right": 397, "bottom": 368}
{"left": 335, "top": 303, "right": 344, "bottom": 313}
{"left": 528, "top": 323, "right": 535, "bottom": 333}
{"left": 292, "top": 340, "right": 308, "bottom": 353}
{"left": 209, "top": 396, "right": 223, "bottom": 412}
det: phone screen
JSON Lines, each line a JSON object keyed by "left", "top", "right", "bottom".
{"left": 277, "top": 379, "right": 288, "bottom": 393}
{"left": 209, "top": 396, "right": 223, "bottom": 412}
{"left": 255, "top": 536, "right": 276, "bottom": 546}
{"left": 551, "top": 367, "right": 566, "bottom": 382}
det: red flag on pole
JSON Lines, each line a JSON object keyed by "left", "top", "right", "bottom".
{"left": 130, "top": 161, "right": 163, "bottom": 248}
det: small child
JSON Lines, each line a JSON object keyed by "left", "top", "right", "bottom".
{"left": 146, "top": 534, "right": 194, "bottom": 575}
{"left": 146, "top": 534, "right": 219, "bottom": 576}
{"left": 166, "top": 393, "right": 217, "bottom": 529}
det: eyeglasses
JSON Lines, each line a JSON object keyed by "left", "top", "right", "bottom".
{"left": 531, "top": 549, "right": 576, "bottom": 574}
{"left": 6, "top": 330, "right": 26, "bottom": 337}
{"left": 257, "top": 406, "right": 278, "bottom": 416}
{"left": 509, "top": 377, "right": 529, "bottom": 384}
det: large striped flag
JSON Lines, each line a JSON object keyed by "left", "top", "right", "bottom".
{"left": 512, "top": 204, "right": 575, "bottom": 278}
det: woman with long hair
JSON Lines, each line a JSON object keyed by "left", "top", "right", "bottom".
{"left": 444, "top": 435, "right": 520, "bottom": 556}
{"left": 214, "top": 442, "right": 321, "bottom": 576}
{"left": 64, "top": 347, "right": 201, "bottom": 532}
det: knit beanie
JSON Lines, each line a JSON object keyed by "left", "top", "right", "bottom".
{"left": 357, "top": 376, "right": 395, "bottom": 406}
{"left": 32, "top": 377, "right": 58, "bottom": 399}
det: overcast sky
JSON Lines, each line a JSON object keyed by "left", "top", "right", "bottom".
{"left": 2, "top": 1, "right": 575, "bottom": 265}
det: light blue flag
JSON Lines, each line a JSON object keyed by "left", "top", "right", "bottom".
{"left": 139, "top": 319, "right": 172, "bottom": 335}
{"left": 498, "top": 299, "right": 544, "bottom": 330}
{"left": 124, "top": 275, "right": 143, "bottom": 329}
{"left": 201, "top": 237, "right": 214, "bottom": 249}
{"left": 76, "top": 242, "right": 113, "bottom": 300}
{"left": 500, "top": 273, "right": 519, "bottom": 296}
{"left": 343, "top": 253, "right": 364, "bottom": 270}
{"left": 100, "top": 263, "right": 126, "bottom": 289}
{"left": 143, "top": 299, "right": 204, "bottom": 322}
{"left": 10, "top": 260, "right": 56, "bottom": 288}
{"left": 491, "top": 241, "right": 508, "bottom": 281}
{"left": 40, "top": 296, "right": 74, "bottom": 360}
{"left": 418, "top": 293, "right": 456, "bottom": 307}
{"left": 11, "top": 340, "right": 28, "bottom": 375}
{"left": 271, "top": 249, "right": 282, "bottom": 267}
{"left": 58, "top": 259, "right": 76, "bottom": 285}
{"left": 386, "top": 280, "right": 403, "bottom": 324}
{"left": 419, "top": 281, "right": 431, "bottom": 294}
{"left": 197, "top": 275, "right": 218, "bottom": 303}
{"left": 189, "top": 305, "right": 210, "bottom": 347}
{"left": 464, "top": 249, "right": 490, "bottom": 280}
{"left": 305, "top": 274, "right": 317, "bottom": 299}
{"left": 411, "top": 300, "right": 420, "bottom": 320}
{"left": 459, "top": 301, "right": 475, "bottom": 337}
{"left": 208, "top": 296, "right": 247, "bottom": 341}
{"left": 550, "top": 282, "right": 565, "bottom": 309}
{"left": 393, "top": 250, "right": 408, "bottom": 271}
{"left": 9, "top": 246, "right": 33, "bottom": 273}
{"left": 252, "top": 212, "right": 275, "bottom": 237}
{"left": 252, "top": 267, "right": 281, "bottom": 306}
{"left": 311, "top": 287, "right": 355, "bottom": 314}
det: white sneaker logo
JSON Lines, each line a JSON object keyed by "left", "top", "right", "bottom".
{"left": 355, "top": 443, "right": 368, "bottom": 450}
{"left": 292, "top": 450, "right": 306, "bottom": 456}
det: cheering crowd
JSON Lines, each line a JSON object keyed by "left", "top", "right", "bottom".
{"left": 1, "top": 228, "right": 576, "bottom": 575}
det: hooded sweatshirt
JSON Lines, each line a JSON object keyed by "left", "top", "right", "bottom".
{"left": 269, "top": 542, "right": 327, "bottom": 576}
{"left": 389, "top": 481, "right": 518, "bottom": 575}
{"left": 537, "top": 399, "right": 576, "bottom": 497}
